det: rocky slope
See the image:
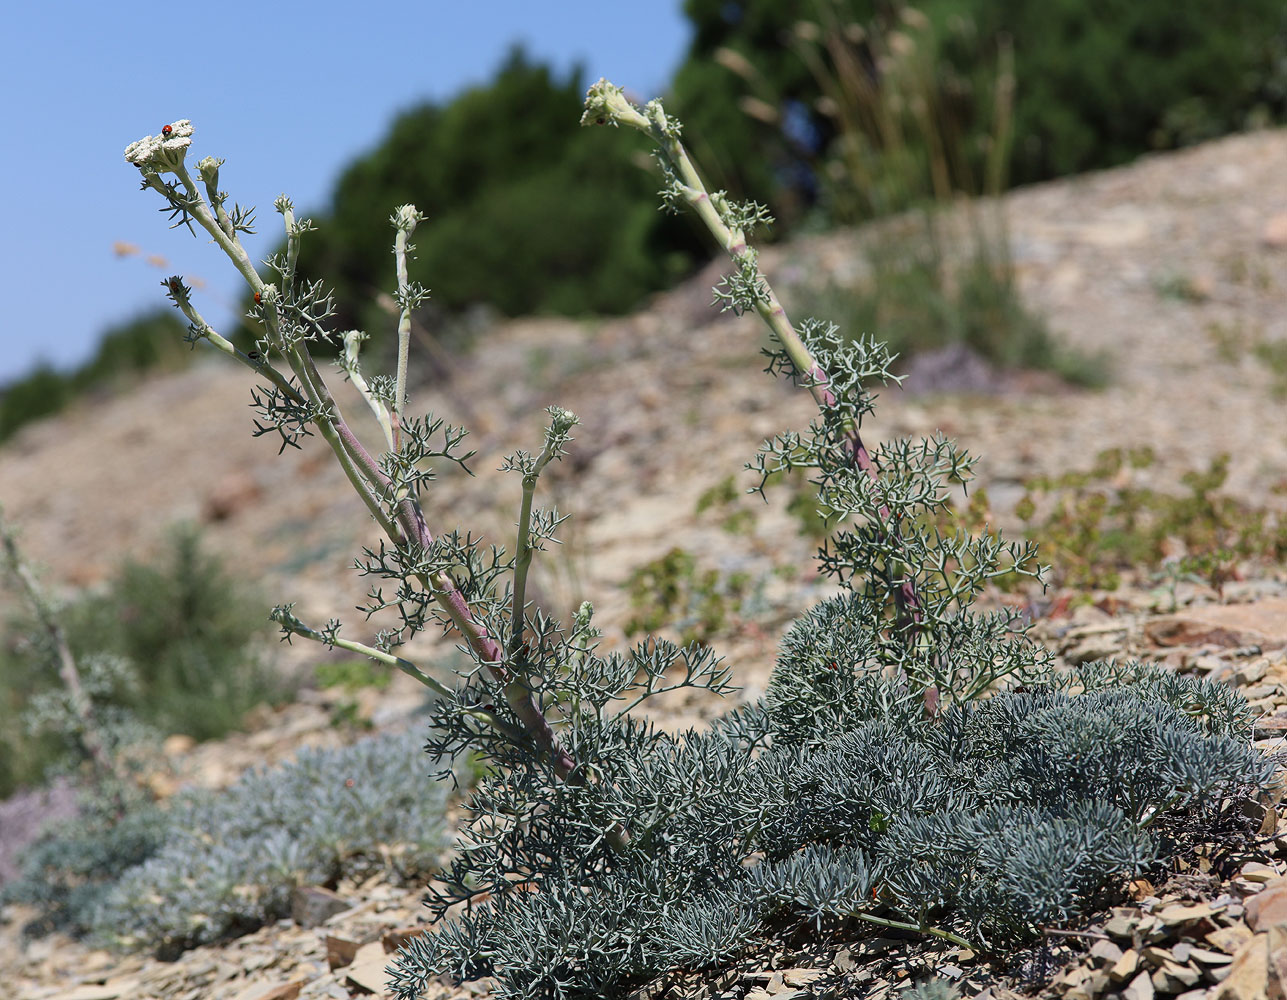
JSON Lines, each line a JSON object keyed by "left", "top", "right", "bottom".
{"left": 2, "top": 127, "right": 1287, "bottom": 1000}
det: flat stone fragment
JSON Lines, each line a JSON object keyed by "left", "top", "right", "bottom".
{"left": 345, "top": 963, "right": 393, "bottom": 996}
{"left": 1255, "top": 717, "right": 1287, "bottom": 739}
{"left": 1090, "top": 939, "right": 1125, "bottom": 965}
{"left": 1158, "top": 903, "right": 1217, "bottom": 925}
{"left": 1245, "top": 880, "right": 1287, "bottom": 931}
{"left": 48, "top": 987, "right": 128, "bottom": 1000}
{"left": 1269, "top": 926, "right": 1287, "bottom": 991}
{"left": 299, "top": 977, "right": 349, "bottom": 1000}
{"left": 324, "top": 935, "right": 362, "bottom": 971}
{"left": 1124, "top": 968, "right": 1156, "bottom": 1000}
{"left": 1214, "top": 933, "right": 1270, "bottom": 1000}
{"left": 1053, "top": 966, "right": 1092, "bottom": 991}
{"left": 229, "top": 981, "right": 306, "bottom": 1000}
{"left": 1106, "top": 913, "right": 1141, "bottom": 939}
{"left": 1242, "top": 863, "right": 1281, "bottom": 884}
{"left": 1146, "top": 599, "right": 1287, "bottom": 649}
{"left": 1189, "top": 947, "right": 1235, "bottom": 966}
{"left": 381, "top": 927, "right": 426, "bottom": 952}
{"left": 1150, "top": 960, "right": 1201, "bottom": 992}
{"left": 1066, "top": 970, "right": 1111, "bottom": 1000}
{"left": 290, "top": 887, "right": 352, "bottom": 929}
{"left": 1111, "top": 950, "right": 1142, "bottom": 983}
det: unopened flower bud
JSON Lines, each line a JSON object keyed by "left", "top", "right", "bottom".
{"left": 393, "top": 204, "right": 423, "bottom": 232}
{"left": 196, "top": 156, "right": 224, "bottom": 186}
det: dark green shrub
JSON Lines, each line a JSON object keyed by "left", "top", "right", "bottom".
{"left": 0, "top": 364, "right": 73, "bottom": 442}
{"left": 62, "top": 524, "right": 285, "bottom": 742}
{"left": 0, "top": 310, "right": 190, "bottom": 443}
{"left": 282, "top": 48, "right": 703, "bottom": 349}
{"left": 956, "top": 0, "right": 1287, "bottom": 182}
{"left": 0, "top": 525, "right": 284, "bottom": 796}
{"left": 670, "top": 0, "right": 1287, "bottom": 220}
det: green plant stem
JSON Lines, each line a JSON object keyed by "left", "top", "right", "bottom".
{"left": 198, "top": 162, "right": 235, "bottom": 239}
{"left": 509, "top": 444, "right": 560, "bottom": 659}
{"left": 342, "top": 332, "right": 396, "bottom": 450}
{"left": 271, "top": 612, "right": 527, "bottom": 744}
{"left": 851, "top": 909, "right": 977, "bottom": 951}
{"left": 162, "top": 167, "right": 398, "bottom": 539}
{"left": 167, "top": 294, "right": 305, "bottom": 405}
{"left": 136, "top": 130, "right": 612, "bottom": 848}
{"left": 168, "top": 164, "right": 262, "bottom": 290}
{"left": 279, "top": 616, "right": 448, "bottom": 696}
{"left": 393, "top": 211, "right": 418, "bottom": 450}
{"left": 280, "top": 202, "right": 301, "bottom": 301}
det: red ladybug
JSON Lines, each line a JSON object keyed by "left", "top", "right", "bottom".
{"left": 253, "top": 292, "right": 262, "bottom": 304}
{"left": 161, "top": 124, "right": 173, "bottom": 136}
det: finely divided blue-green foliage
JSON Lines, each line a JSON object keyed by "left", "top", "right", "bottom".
{"left": 383, "top": 85, "right": 1277, "bottom": 1000}
{"left": 94, "top": 729, "right": 448, "bottom": 955}
{"left": 5, "top": 730, "right": 449, "bottom": 956}
{"left": 112, "top": 81, "right": 1279, "bottom": 1000}
{"left": 390, "top": 655, "right": 1270, "bottom": 1000}
{"left": 0, "top": 788, "right": 164, "bottom": 938}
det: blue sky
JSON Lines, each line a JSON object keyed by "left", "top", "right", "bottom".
{"left": 0, "top": 1, "right": 691, "bottom": 385}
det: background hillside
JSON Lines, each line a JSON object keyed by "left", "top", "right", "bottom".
{"left": 5, "top": 3, "right": 1287, "bottom": 996}
{"left": 3, "top": 121, "right": 1287, "bottom": 1000}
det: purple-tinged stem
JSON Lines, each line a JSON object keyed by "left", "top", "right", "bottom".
{"left": 584, "top": 84, "right": 923, "bottom": 637}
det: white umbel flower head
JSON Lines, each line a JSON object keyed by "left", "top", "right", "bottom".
{"left": 124, "top": 120, "right": 194, "bottom": 174}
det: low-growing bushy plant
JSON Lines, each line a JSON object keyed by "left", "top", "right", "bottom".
{"left": 65, "top": 524, "right": 286, "bottom": 740}
{"left": 1, "top": 513, "right": 148, "bottom": 803}
{"left": 394, "top": 660, "right": 1267, "bottom": 998}
{"left": 0, "top": 524, "right": 286, "bottom": 796}
{"left": 1013, "top": 449, "right": 1287, "bottom": 592}
{"left": 316, "top": 656, "right": 394, "bottom": 729}
{"left": 113, "top": 79, "right": 1279, "bottom": 1000}
{"left": 0, "top": 787, "right": 164, "bottom": 937}
{"left": 3, "top": 729, "right": 448, "bottom": 956}
{"left": 623, "top": 547, "right": 756, "bottom": 645}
